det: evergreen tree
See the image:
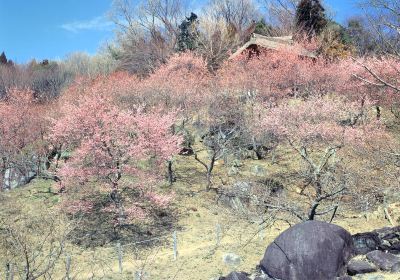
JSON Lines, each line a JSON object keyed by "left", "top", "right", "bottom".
{"left": 0, "top": 52, "right": 7, "bottom": 65}
{"left": 254, "top": 19, "right": 274, "bottom": 36}
{"left": 346, "top": 17, "right": 379, "bottom": 55}
{"left": 177, "top": 13, "right": 199, "bottom": 52}
{"left": 295, "top": 0, "right": 327, "bottom": 37}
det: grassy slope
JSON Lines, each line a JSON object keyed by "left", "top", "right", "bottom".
{"left": 1, "top": 156, "right": 400, "bottom": 279}
{"left": 1, "top": 111, "right": 400, "bottom": 279}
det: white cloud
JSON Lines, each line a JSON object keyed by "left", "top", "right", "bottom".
{"left": 61, "top": 16, "right": 113, "bottom": 33}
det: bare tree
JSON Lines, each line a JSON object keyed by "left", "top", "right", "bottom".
{"left": 360, "top": 0, "right": 400, "bottom": 55}
{"left": 206, "top": 0, "right": 260, "bottom": 37}
{"left": 110, "top": 0, "right": 187, "bottom": 74}
{"left": 62, "top": 52, "right": 117, "bottom": 78}
{"left": 0, "top": 212, "right": 74, "bottom": 280}
{"left": 197, "top": 13, "right": 241, "bottom": 70}
{"left": 352, "top": 0, "right": 400, "bottom": 125}
{"left": 255, "top": 97, "right": 391, "bottom": 222}
{"left": 193, "top": 94, "right": 248, "bottom": 190}
{"left": 261, "top": 0, "right": 299, "bottom": 35}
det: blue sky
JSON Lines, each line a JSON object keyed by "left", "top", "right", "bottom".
{"left": 1, "top": 0, "right": 359, "bottom": 63}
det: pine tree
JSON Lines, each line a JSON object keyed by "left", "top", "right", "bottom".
{"left": 295, "top": 0, "right": 327, "bottom": 37}
{"left": 177, "top": 13, "right": 199, "bottom": 52}
{"left": 254, "top": 19, "right": 273, "bottom": 36}
{"left": 0, "top": 52, "right": 7, "bottom": 65}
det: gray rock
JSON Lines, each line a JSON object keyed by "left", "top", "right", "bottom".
{"left": 352, "top": 226, "right": 400, "bottom": 255}
{"left": 352, "top": 232, "right": 381, "bottom": 255}
{"left": 251, "top": 165, "right": 266, "bottom": 176}
{"left": 232, "top": 182, "right": 252, "bottom": 195}
{"left": 347, "top": 260, "right": 377, "bottom": 275}
{"left": 366, "top": 250, "right": 400, "bottom": 271}
{"left": 218, "top": 182, "right": 254, "bottom": 212}
{"left": 232, "top": 159, "right": 243, "bottom": 168}
{"left": 223, "top": 253, "right": 241, "bottom": 267}
{"left": 219, "top": 272, "right": 250, "bottom": 280}
{"left": 228, "top": 166, "right": 239, "bottom": 176}
{"left": 4, "top": 166, "right": 36, "bottom": 189}
{"left": 260, "top": 221, "right": 354, "bottom": 280}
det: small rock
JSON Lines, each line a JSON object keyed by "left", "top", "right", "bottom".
{"left": 389, "top": 242, "right": 400, "bottom": 253}
{"left": 380, "top": 240, "right": 392, "bottom": 250}
{"left": 223, "top": 253, "right": 241, "bottom": 266}
{"left": 232, "top": 159, "right": 243, "bottom": 167}
{"left": 347, "top": 260, "right": 377, "bottom": 275}
{"left": 366, "top": 250, "right": 400, "bottom": 271}
{"left": 178, "top": 147, "right": 194, "bottom": 156}
{"left": 228, "top": 166, "right": 239, "bottom": 176}
{"left": 251, "top": 165, "right": 266, "bottom": 176}
{"left": 219, "top": 271, "right": 250, "bottom": 280}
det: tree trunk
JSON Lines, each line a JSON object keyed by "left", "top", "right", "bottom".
{"left": 252, "top": 137, "right": 264, "bottom": 160}
{"left": 0, "top": 157, "right": 8, "bottom": 190}
{"left": 110, "top": 183, "right": 124, "bottom": 240}
{"left": 308, "top": 203, "right": 319, "bottom": 220}
{"left": 167, "top": 160, "right": 175, "bottom": 186}
{"left": 376, "top": 106, "right": 381, "bottom": 120}
{"left": 206, "top": 154, "right": 216, "bottom": 191}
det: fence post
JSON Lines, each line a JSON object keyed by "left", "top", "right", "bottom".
{"left": 65, "top": 254, "right": 71, "bottom": 280}
{"left": 271, "top": 149, "right": 277, "bottom": 164}
{"left": 5, "top": 263, "right": 13, "bottom": 280}
{"left": 216, "top": 223, "right": 222, "bottom": 246}
{"left": 258, "top": 220, "right": 265, "bottom": 241}
{"left": 5, "top": 263, "right": 9, "bottom": 280}
{"left": 173, "top": 231, "right": 178, "bottom": 261}
{"left": 117, "top": 242, "right": 123, "bottom": 273}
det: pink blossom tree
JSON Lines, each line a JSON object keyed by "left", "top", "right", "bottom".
{"left": 217, "top": 43, "right": 355, "bottom": 103}
{"left": 51, "top": 83, "right": 181, "bottom": 235}
{"left": 255, "top": 97, "right": 393, "bottom": 221}
{"left": 0, "top": 87, "right": 50, "bottom": 190}
{"left": 352, "top": 56, "right": 400, "bottom": 119}
{"left": 139, "top": 52, "right": 211, "bottom": 118}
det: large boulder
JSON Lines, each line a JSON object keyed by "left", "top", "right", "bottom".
{"left": 347, "top": 260, "right": 377, "bottom": 275}
{"left": 260, "top": 220, "right": 355, "bottom": 280}
{"left": 352, "top": 226, "right": 400, "bottom": 255}
{"left": 352, "top": 232, "right": 381, "bottom": 255}
{"left": 3, "top": 166, "right": 36, "bottom": 189}
{"left": 366, "top": 250, "right": 400, "bottom": 271}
